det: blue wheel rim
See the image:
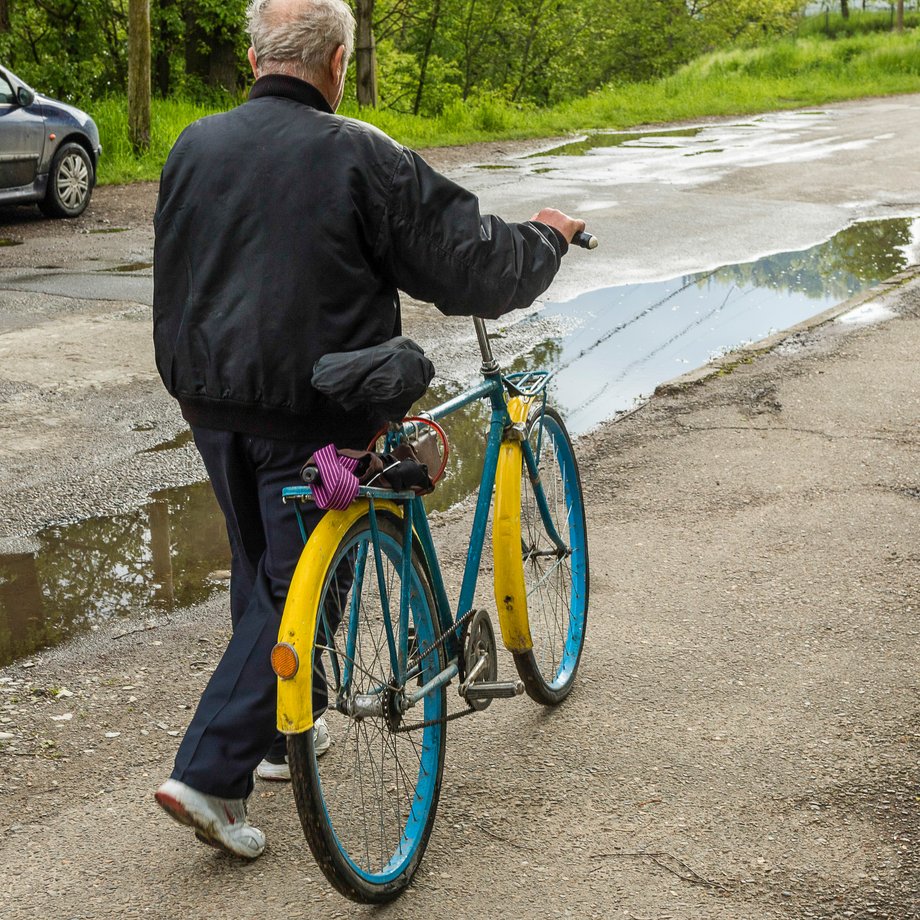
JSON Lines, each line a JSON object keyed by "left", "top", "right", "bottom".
{"left": 317, "top": 529, "right": 443, "bottom": 885}
{"left": 529, "top": 413, "right": 587, "bottom": 690}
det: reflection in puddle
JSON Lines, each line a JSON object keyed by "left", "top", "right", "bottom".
{"left": 535, "top": 216, "right": 919, "bottom": 433}
{"left": 2, "top": 216, "right": 916, "bottom": 664}
{"left": 536, "top": 127, "right": 702, "bottom": 157}
{"left": 107, "top": 261, "right": 154, "bottom": 272}
{"left": 0, "top": 483, "right": 228, "bottom": 667}
{"left": 141, "top": 429, "right": 194, "bottom": 453}
{"left": 0, "top": 237, "right": 23, "bottom": 247}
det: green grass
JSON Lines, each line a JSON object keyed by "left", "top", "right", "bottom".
{"left": 95, "top": 29, "right": 920, "bottom": 185}
{"left": 797, "top": 8, "right": 920, "bottom": 38}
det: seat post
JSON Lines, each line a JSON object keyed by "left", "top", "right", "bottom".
{"left": 473, "top": 316, "right": 500, "bottom": 375}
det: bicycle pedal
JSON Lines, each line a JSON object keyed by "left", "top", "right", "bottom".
{"left": 462, "top": 680, "right": 524, "bottom": 702}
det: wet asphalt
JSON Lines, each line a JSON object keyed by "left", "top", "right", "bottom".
{"left": 0, "top": 96, "right": 918, "bottom": 920}
{"left": 4, "top": 95, "right": 920, "bottom": 308}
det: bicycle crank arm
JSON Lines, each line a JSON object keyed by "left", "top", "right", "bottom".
{"left": 462, "top": 679, "right": 524, "bottom": 703}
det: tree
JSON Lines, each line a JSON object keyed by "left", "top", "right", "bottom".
{"left": 840, "top": 0, "right": 849, "bottom": 20}
{"left": 895, "top": 0, "right": 905, "bottom": 32}
{"left": 128, "top": 0, "right": 151, "bottom": 152}
{"left": 355, "top": 0, "right": 378, "bottom": 106}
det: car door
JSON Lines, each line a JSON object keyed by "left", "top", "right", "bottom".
{"left": 0, "top": 72, "right": 46, "bottom": 191}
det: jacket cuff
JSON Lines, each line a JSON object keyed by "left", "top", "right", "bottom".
{"left": 530, "top": 221, "right": 569, "bottom": 257}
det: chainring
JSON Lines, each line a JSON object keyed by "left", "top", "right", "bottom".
{"left": 462, "top": 609, "right": 498, "bottom": 711}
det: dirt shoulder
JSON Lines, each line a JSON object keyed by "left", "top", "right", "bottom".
{"left": 1, "top": 269, "right": 917, "bottom": 917}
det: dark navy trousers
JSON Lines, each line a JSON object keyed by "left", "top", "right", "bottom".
{"left": 171, "top": 426, "right": 360, "bottom": 800}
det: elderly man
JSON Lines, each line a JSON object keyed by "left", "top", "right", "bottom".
{"left": 152, "top": 0, "right": 584, "bottom": 859}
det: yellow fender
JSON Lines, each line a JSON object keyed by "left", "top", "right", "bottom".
{"left": 492, "top": 396, "right": 533, "bottom": 653}
{"left": 276, "top": 499, "right": 401, "bottom": 734}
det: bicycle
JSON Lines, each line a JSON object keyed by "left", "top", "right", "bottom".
{"left": 270, "top": 231, "right": 596, "bottom": 902}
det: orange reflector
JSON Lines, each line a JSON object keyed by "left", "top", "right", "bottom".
{"left": 271, "top": 642, "right": 299, "bottom": 680}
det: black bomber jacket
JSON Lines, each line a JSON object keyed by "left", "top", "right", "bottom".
{"left": 153, "top": 75, "right": 567, "bottom": 443}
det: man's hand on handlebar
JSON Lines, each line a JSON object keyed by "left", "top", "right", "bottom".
{"left": 530, "top": 208, "right": 586, "bottom": 244}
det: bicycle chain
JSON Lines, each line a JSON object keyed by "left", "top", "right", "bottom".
{"left": 393, "top": 607, "right": 479, "bottom": 733}
{"left": 394, "top": 704, "right": 476, "bottom": 733}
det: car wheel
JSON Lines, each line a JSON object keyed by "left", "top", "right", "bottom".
{"left": 39, "top": 142, "right": 94, "bottom": 218}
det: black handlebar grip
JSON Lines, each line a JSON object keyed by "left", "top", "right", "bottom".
{"left": 572, "top": 231, "right": 598, "bottom": 250}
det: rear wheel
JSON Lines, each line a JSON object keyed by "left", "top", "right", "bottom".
{"left": 513, "top": 405, "right": 589, "bottom": 705}
{"left": 288, "top": 512, "right": 446, "bottom": 903}
{"left": 39, "top": 142, "right": 93, "bottom": 218}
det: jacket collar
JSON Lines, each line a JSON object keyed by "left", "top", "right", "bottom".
{"left": 249, "top": 74, "right": 333, "bottom": 113}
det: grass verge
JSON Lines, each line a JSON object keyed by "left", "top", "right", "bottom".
{"left": 96, "top": 29, "right": 920, "bottom": 185}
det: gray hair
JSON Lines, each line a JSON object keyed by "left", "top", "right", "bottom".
{"left": 247, "top": 0, "right": 355, "bottom": 80}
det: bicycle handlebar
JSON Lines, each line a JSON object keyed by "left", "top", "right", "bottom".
{"left": 572, "top": 230, "right": 598, "bottom": 250}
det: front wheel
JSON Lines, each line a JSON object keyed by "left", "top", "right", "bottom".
{"left": 513, "top": 405, "right": 589, "bottom": 705}
{"left": 287, "top": 511, "right": 446, "bottom": 903}
{"left": 39, "top": 142, "right": 94, "bottom": 218}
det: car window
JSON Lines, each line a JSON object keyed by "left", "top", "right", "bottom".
{"left": 0, "top": 74, "right": 15, "bottom": 105}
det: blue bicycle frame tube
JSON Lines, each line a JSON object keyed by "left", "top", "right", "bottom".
{"left": 398, "top": 503, "right": 413, "bottom": 679}
{"left": 521, "top": 436, "right": 567, "bottom": 553}
{"left": 342, "top": 542, "right": 368, "bottom": 692}
{"left": 424, "top": 378, "right": 497, "bottom": 423}
{"left": 367, "top": 500, "right": 400, "bottom": 678}
{"left": 456, "top": 378, "right": 509, "bottom": 620}
{"left": 409, "top": 499, "right": 452, "bottom": 636}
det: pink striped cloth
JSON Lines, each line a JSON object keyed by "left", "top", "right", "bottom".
{"left": 310, "top": 444, "right": 361, "bottom": 510}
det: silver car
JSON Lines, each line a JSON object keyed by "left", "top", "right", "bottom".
{"left": 0, "top": 64, "right": 102, "bottom": 218}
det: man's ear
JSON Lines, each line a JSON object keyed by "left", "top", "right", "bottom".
{"left": 248, "top": 47, "right": 259, "bottom": 79}
{"left": 331, "top": 44, "right": 346, "bottom": 83}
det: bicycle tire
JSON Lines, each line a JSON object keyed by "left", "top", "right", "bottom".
{"left": 512, "top": 405, "right": 589, "bottom": 705}
{"left": 287, "top": 511, "right": 446, "bottom": 903}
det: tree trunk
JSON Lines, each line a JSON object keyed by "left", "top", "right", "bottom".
{"left": 896, "top": 0, "right": 905, "bottom": 30}
{"left": 840, "top": 0, "right": 849, "bottom": 18}
{"left": 355, "top": 0, "right": 378, "bottom": 107}
{"left": 128, "top": 0, "right": 151, "bottom": 153}
{"left": 0, "top": 0, "right": 11, "bottom": 33}
{"left": 208, "top": 38, "right": 239, "bottom": 92}
{"left": 413, "top": 0, "right": 441, "bottom": 115}
{"left": 155, "top": 0, "right": 173, "bottom": 97}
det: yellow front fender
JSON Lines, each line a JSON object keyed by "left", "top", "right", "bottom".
{"left": 276, "top": 499, "right": 401, "bottom": 734}
{"left": 492, "top": 396, "right": 533, "bottom": 653}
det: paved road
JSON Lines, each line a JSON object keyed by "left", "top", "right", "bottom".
{"left": 4, "top": 95, "right": 920, "bottom": 306}
{"left": 0, "top": 95, "right": 918, "bottom": 920}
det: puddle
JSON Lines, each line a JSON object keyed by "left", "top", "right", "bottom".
{"left": 836, "top": 302, "right": 897, "bottom": 325}
{"left": 88, "top": 227, "right": 128, "bottom": 234}
{"left": 141, "top": 429, "right": 194, "bottom": 453}
{"left": 0, "top": 483, "right": 229, "bottom": 668}
{"left": 0, "top": 238, "right": 23, "bottom": 247}
{"left": 535, "top": 127, "right": 702, "bottom": 157}
{"left": 533, "top": 216, "right": 920, "bottom": 433}
{"left": 2, "top": 215, "right": 916, "bottom": 665}
{"left": 107, "top": 261, "right": 154, "bottom": 272}
{"left": 474, "top": 164, "right": 516, "bottom": 170}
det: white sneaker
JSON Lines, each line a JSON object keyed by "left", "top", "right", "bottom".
{"left": 314, "top": 716, "right": 331, "bottom": 756}
{"left": 255, "top": 718, "right": 330, "bottom": 782}
{"left": 154, "top": 778, "right": 265, "bottom": 859}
